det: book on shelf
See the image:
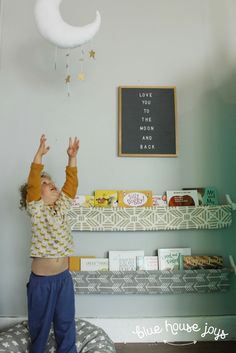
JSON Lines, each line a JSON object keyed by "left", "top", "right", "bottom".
{"left": 158, "top": 248, "right": 191, "bottom": 271}
{"left": 80, "top": 258, "right": 109, "bottom": 271}
{"left": 94, "top": 190, "right": 118, "bottom": 207}
{"left": 182, "top": 187, "right": 218, "bottom": 206}
{"left": 152, "top": 195, "right": 167, "bottom": 206}
{"left": 166, "top": 190, "right": 199, "bottom": 207}
{"left": 181, "top": 255, "right": 223, "bottom": 270}
{"left": 136, "top": 256, "right": 158, "bottom": 270}
{"left": 72, "top": 195, "right": 94, "bottom": 207}
{"left": 118, "top": 190, "right": 153, "bottom": 207}
{"left": 68, "top": 256, "right": 96, "bottom": 271}
{"left": 109, "top": 250, "right": 145, "bottom": 271}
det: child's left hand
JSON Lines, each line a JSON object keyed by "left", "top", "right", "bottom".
{"left": 67, "top": 137, "right": 80, "bottom": 158}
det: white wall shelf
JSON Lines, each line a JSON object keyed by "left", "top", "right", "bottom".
{"left": 68, "top": 205, "right": 232, "bottom": 232}
{"left": 71, "top": 268, "right": 233, "bottom": 295}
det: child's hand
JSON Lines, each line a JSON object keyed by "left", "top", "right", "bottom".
{"left": 36, "top": 134, "right": 50, "bottom": 156}
{"left": 33, "top": 134, "right": 50, "bottom": 164}
{"left": 67, "top": 137, "right": 80, "bottom": 158}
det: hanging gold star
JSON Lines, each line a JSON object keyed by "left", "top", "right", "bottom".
{"left": 78, "top": 72, "right": 85, "bottom": 81}
{"left": 89, "top": 50, "right": 96, "bottom": 59}
{"left": 65, "top": 75, "right": 71, "bottom": 83}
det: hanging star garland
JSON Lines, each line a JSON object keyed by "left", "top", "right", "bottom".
{"left": 65, "top": 75, "right": 71, "bottom": 83}
{"left": 89, "top": 49, "right": 96, "bottom": 59}
{"left": 78, "top": 72, "right": 85, "bottom": 81}
{"left": 33, "top": 1, "right": 101, "bottom": 96}
{"left": 60, "top": 47, "right": 97, "bottom": 95}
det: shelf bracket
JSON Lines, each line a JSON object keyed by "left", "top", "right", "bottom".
{"left": 225, "top": 194, "right": 236, "bottom": 211}
{"left": 229, "top": 255, "right": 236, "bottom": 275}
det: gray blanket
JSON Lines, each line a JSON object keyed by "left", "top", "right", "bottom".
{"left": 0, "top": 319, "right": 116, "bottom": 353}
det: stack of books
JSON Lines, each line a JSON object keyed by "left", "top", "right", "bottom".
{"left": 157, "top": 248, "right": 191, "bottom": 270}
{"left": 157, "top": 248, "right": 224, "bottom": 270}
{"left": 71, "top": 187, "right": 218, "bottom": 208}
{"left": 136, "top": 256, "right": 158, "bottom": 270}
{"left": 69, "top": 252, "right": 159, "bottom": 271}
{"left": 68, "top": 256, "right": 96, "bottom": 271}
{"left": 72, "top": 195, "right": 95, "bottom": 207}
{"left": 109, "top": 250, "right": 145, "bottom": 271}
{"left": 182, "top": 187, "right": 218, "bottom": 206}
{"left": 69, "top": 250, "right": 224, "bottom": 272}
{"left": 181, "top": 255, "right": 223, "bottom": 270}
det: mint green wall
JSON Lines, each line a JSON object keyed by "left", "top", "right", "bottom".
{"left": 0, "top": 0, "right": 235, "bottom": 317}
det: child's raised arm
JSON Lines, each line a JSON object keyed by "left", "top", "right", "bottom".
{"left": 62, "top": 137, "right": 80, "bottom": 199}
{"left": 67, "top": 137, "right": 80, "bottom": 167}
{"left": 33, "top": 134, "right": 50, "bottom": 164}
{"left": 27, "top": 134, "right": 50, "bottom": 202}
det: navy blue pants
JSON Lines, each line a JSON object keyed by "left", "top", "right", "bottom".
{"left": 27, "top": 269, "right": 77, "bottom": 353}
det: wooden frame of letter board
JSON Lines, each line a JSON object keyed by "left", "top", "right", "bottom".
{"left": 118, "top": 86, "right": 178, "bottom": 157}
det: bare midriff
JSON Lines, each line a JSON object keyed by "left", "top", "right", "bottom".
{"left": 31, "top": 257, "right": 69, "bottom": 275}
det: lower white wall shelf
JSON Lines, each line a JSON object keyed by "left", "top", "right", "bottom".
{"left": 68, "top": 205, "right": 232, "bottom": 231}
{"left": 71, "top": 269, "right": 232, "bottom": 295}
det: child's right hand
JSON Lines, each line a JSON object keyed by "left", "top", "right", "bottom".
{"left": 36, "top": 134, "right": 50, "bottom": 156}
{"left": 34, "top": 135, "right": 50, "bottom": 162}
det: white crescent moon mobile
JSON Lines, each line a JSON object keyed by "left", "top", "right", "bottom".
{"left": 34, "top": 0, "right": 101, "bottom": 49}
